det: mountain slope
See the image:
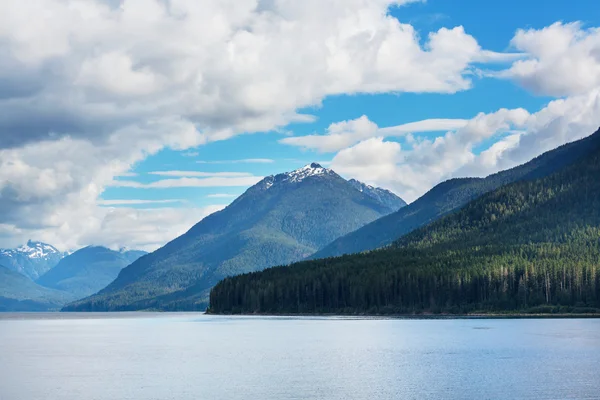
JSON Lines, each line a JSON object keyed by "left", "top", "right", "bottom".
{"left": 0, "top": 265, "right": 75, "bottom": 311}
{"left": 0, "top": 241, "right": 66, "bottom": 280}
{"left": 36, "top": 247, "right": 147, "bottom": 299}
{"left": 209, "top": 129, "right": 600, "bottom": 315}
{"left": 312, "top": 129, "right": 600, "bottom": 259}
{"left": 64, "top": 164, "right": 403, "bottom": 311}
{"left": 348, "top": 179, "right": 407, "bottom": 211}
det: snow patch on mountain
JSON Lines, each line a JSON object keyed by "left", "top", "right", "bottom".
{"left": 348, "top": 179, "right": 407, "bottom": 212}
{"left": 261, "top": 163, "right": 337, "bottom": 190}
{"left": 286, "top": 163, "right": 332, "bottom": 183}
{"left": 11, "top": 241, "right": 62, "bottom": 260}
{"left": 0, "top": 241, "right": 67, "bottom": 280}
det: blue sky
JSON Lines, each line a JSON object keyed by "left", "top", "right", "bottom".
{"left": 3, "top": 0, "right": 600, "bottom": 250}
{"left": 103, "top": 0, "right": 600, "bottom": 209}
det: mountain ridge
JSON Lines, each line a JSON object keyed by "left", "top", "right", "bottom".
{"left": 37, "top": 246, "right": 147, "bottom": 299}
{"left": 64, "top": 163, "right": 404, "bottom": 311}
{"left": 208, "top": 128, "right": 600, "bottom": 315}
{"left": 347, "top": 179, "right": 407, "bottom": 212}
{"left": 0, "top": 264, "right": 76, "bottom": 311}
{"left": 311, "top": 129, "right": 600, "bottom": 259}
{"left": 0, "top": 241, "right": 67, "bottom": 280}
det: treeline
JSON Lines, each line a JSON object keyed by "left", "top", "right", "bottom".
{"left": 208, "top": 143, "right": 600, "bottom": 315}
{"left": 209, "top": 243, "right": 600, "bottom": 314}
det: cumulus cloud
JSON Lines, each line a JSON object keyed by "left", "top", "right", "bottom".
{"left": 0, "top": 123, "right": 211, "bottom": 250}
{"left": 280, "top": 115, "right": 468, "bottom": 152}
{"left": 332, "top": 91, "right": 600, "bottom": 202}
{"left": 0, "top": 0, "right": 500, "bottom": 149}
{"left": 499, "top": 22, "right": 600, "bottom": 96}
{"left": 0, "top": 200, "right": 225, "bottom": 252}
{"left": 75, "top": 205, "right": 226, "bottom": 252}
{"left": 0, "top": 0, "right": 511, "bottom": 249}
{"left": 11, "top": 0, "right": 597, "bottom": 252}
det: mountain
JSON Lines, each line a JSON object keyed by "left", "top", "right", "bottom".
{"left": 63, "top": 164, "right": 404, "bottom": 311}
{"left": 0, "top": 265, "right": 75, "bottom": 311}
{"left": 347, "top": 179, "right": 407, "bottom": 211}
{"left": 36, "top": 247, "right": 147, "bottom": 299}
{"left": 208, "top": 128, "right": 600, "bottom": 315}
{"left": 0, "top": 241, "right": 67, "bottom": 280}
{"left": 312, "top": 129, "right": 600, "bottom": 259}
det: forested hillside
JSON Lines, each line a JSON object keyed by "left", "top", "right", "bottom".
{"left": 0, "top": 265, "right": 75, "bottom": 311}
{"left": 209, "top": 132, "right": 600, "bottom": 315}
{"left": 37, "top": 247, "right": 146, "bottom": 299}
{"left": 312, "top": 129, "right": 600, "bottom": 259}
{"left": 64, "top": 164, "right": 403, "bottom": 311}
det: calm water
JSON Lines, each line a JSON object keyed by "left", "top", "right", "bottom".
{"left": 0, "top": 314, "right": 599, "bottom": 400}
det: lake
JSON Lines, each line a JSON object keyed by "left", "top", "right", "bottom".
{"left": 0, "top": 314, "right": 599, "bottom": 400}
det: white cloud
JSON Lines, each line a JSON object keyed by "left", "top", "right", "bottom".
{"left": 332, "top": 90, "right": 600, "bottom": 202}
{"left": 0, "top": 0, "right": 509, "bottom": 149}
{"left": 97, "top": 199, "right": 185, "bottom": 206}
{"left": 280, "top": 115, "right": 468, "bottom": 152}
{"left": 2, "top": 0, "right": 507, "bottom": 249}
{"left": 112, "top": 176, "right": 263, "bottom": 189}
{"left": 0, "top": 200, "right": 225, "bottom": 252}
{"left": 499, "top": 22, "right": 600, "bottom": 96}
{"left": 148, "top": 170, "right": 253, "bottom": 177}
{"left": 196, "top": 159, "right": 275, "bottom": 164}
{"left": 0, "top": 0, "right": 574, "bottom": 251}
{"left": 332, "top": 138, "right": 402, "bottom": 183}
{"left": 76, "top": 205, "right": 227, "bottom": 252}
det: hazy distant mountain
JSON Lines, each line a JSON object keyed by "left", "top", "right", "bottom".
{"left": 348, "top": 179, "right": 407, "bottom": 211}
{"left": 0, "top": 265, "right": 75, "bottom": 311}
{"left": 312, "top": 129, "right": 600, "bottom": 259}
{"left": 36, "top": 246, "right": 147, "bottom": 299}
{"left": 65, "top": 163, "right": 404, "bottom": 311}
{"left": 0, "top": 241, "right": 67, "bottom": 280}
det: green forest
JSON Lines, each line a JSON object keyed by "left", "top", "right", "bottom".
{"left": 209, "top": 141, "right": 600, "bottom": 315}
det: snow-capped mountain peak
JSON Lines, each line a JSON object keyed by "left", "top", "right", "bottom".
{"left": 0, "top": 241, "right": 67, "bottom": 280}
{"left": 260, "top": 163, "right": 337, "bottom": 190}
{"left": 285, "top": 163, "right": 332, "bottom": 182}
{"left": 14, "top": 241, "right": 61, "bottom": 260}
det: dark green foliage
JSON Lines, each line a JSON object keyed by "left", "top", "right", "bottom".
{"left": 209, "top": 132, "right": 600, "bottom": 315}
{"left": 64, "top": 167, "right": 402, "bottom": 311}
{"left": 36, "top": 246, "right": 146, "bottom": 299}
{"left": 0, "top": 265, "right": 75, "bottom": 311}
{"left": 312, "top": 129, "right": 600, "bottom": 259}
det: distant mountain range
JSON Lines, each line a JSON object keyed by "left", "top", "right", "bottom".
{"left": 36, "top": 247, "right": 147, "bottom": 299}
{"left": 0, "top": 241, "right": 67, "bottom": 280}
{"left": 0, "top": 265, "right": 76, "bottom": 311}
{"left": 0, "top": 244, "right": 146, "bottom": 311}
{"left": 312, "top": 129, "right": 600, "bottom": 259}
{"left": 208, "top": 128, "right": 600, "bottom": 315}
{"left": 64, "top": 164, "right": 406, "bottom": 311}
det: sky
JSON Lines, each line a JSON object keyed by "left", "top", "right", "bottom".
{"left": 2, "top": 0, "right": 600, "bottom": 251}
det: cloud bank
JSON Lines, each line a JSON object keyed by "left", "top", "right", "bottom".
{"left": 0, "top": 2, "right": 598, "bottom": 250}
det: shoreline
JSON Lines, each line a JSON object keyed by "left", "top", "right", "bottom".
{"left": 205, "top": 311, "right": 600, "bottom": 319}
{"left": 2, "top": 311, "right": 600, "bottom": 320}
